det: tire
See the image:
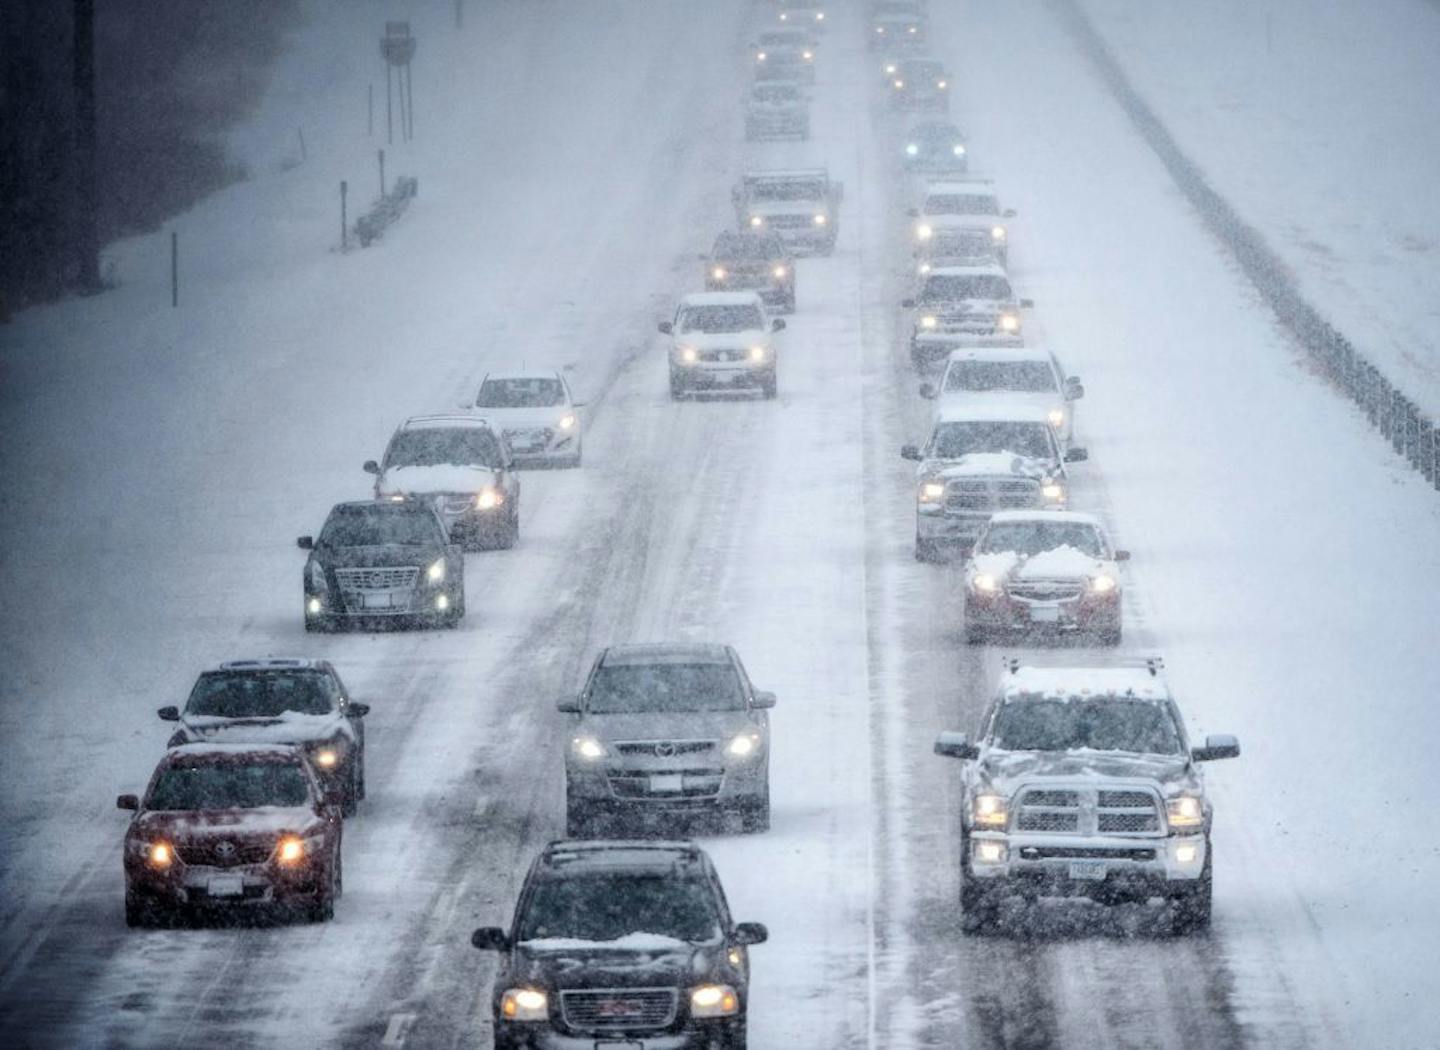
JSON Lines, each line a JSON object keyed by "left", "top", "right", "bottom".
{"left": 914, "top": 535, "right": 943, "bottom": 563}
{"left": 125, "top": 890, "right": 152, "bottom": 929}
{"left": 1171, "top": 850, "right": 1213, "bottom": 935}
{"left": 341, "top": 761, "right": 360, "bottom": 817}
{"left": 760, "top": 371, "right": 778, "bottom": 400}
{"left": 355, "top": 742, "right": 366, "bottom": 801}
{"left": 669, "top": 370, "right": 687, "bottom": 401}
{"left": 493, "top": 506, "right": 519, "bottom": 551}
{"left": 959, "top": 873, "right": 998, "bottom": 935}
{"left": 309, "top": 863, "right": 337, "bottom": 923}
{"left": 724, "top": 1026, "right": 749, "bottom": 1050}
{"left": 738, "top": 784, "right": 771, "bottom": 833}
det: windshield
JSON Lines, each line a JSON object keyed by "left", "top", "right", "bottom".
{"left": 930, "top": 421, "right": 1055, "bottom": 460}
{"left": 186, "top": 671, "right": 335, "bottom": 718}
{"left": 919, "top": 275, "right": 1013, "bottom": 302}
{"left": 748, "top": 179, "right": 826, "bottom": 202}
{"left": 924, "top": 193, "right": 999, "bottom": 217}
{"left": 978, "top": 521, "right": 1106, "bottom": 558}
{"left": 318, "top": 506, "right": 441, "bottom": 547}
{"left": 587, "top": 662, "right": 745, "bottom": 714}
{"left": 147, "top": 761, "right": 312, "bottom": 810}
{"left": 475, "top": 377, "right": 564, "bottom": 409}
{"left": 385, "top": 426, "right": 502, "bottom": 469}
{"left": 714, "top": 234, "right": 782, "bottom": 260}
{"left": 992, "top": 698, "right": 1183, "bottom": 754}
{"left": 944, "top": 360, "right": 1055, "bottom": 393}
{"left": 678, "top": 304, "right": 764, "bottom": 333}
{"left": 519, "top": 874, "right": 721, "bottom": 944}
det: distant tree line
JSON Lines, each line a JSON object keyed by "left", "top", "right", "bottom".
{"left": 0, "top": 0, "right": 302, "bottom": 318}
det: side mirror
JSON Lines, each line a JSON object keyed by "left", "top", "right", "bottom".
{"left": 1063, "top": 447, "right": 1089, "bottom": 463}
{"left": 157, "top": 706, "right": 180, "bottom": 722}
{"left": 657, "top": 321, "right": 674, "bottom": 335}
{"left": 752, "top": 690, "right": 777, "bottom": 709}
{"left": 733, "top": 922, "right": 769, "bottom": 946}
{"left": 557, "top": 697, "right": 581, "bottom": 714}
{"left": 771, "top": 318, "right": 786, "bottom": 332}
{"left": 1193, "top": 734, "right": 1240, "bottom": 762}
{"left": 901, "top": 298, "right": 916, "bottom": 308}
{"left": 1019, "top": 298, "right": 1034, "bottom": 309}
{"left": 348, "top": 702, "right": 371, "bottom": 718}
{"left": 906, "top": 207, "right": 919, "bottom": 218}
{"left": 1065, "top": 377, "right": 1084, "bottom": 400}
{"left": 1113, "top": 550, "right": 1131, "bottom": 562}
{"left": 117, "top": 794, "right": 140, "bottom": 811}
{"left": 362, "top": 460, "right": 380, "bottom": 476}
{"left": 1003, "top": 208, "right": 1017, "bottom": 218}
{"left": 297, "top": 535, "right": 314, "bottom": 550}
{"left": 472, "top": 926, "right": 511, "bottom": 951}
{"left": 934, "top": 731, "right": 979, "bottom": 760}
{"left": 918, "top": 383, "right": 937, "bottom": 400}
{"left": 900, "top": 444, "right": 922, "bottom": 462}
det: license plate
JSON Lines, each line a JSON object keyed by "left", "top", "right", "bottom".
{"left": 1069, "top": 860, "right": 1106, "bottom": 881}
{"left": 362, "top": 592, "right": 393, "bottom": 609}
{"left": 1029, "top": 605, "right": 1060, "bottom": 623}
{"left": 650, "top": 774, "right": 684, "bottom": 794}
{"left": 208, "top": 875, "right": 244, "bottom": 897}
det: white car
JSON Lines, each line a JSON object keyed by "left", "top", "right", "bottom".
{"left": 472, "top": 369, "right": 584, "bottom": 468}
{"left": 922, "top": 346, "right": 1084, "bottom": 448}
{"left": 911, "top": 178, "right": 1016, "bottom": 265}
{"left": 659, "top": 292, "right": 784, "bottom": 400}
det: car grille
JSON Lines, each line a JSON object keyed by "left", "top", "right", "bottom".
{"left": 944, "top": 478, "right": 1040, "bottom": 514}
{"left": 334, "top": 567, "right": 419, "bottom": 590}
{"left": 609, "top": 772, "right": 724, "bottom": 800}
{"left": 936, "top": 313, "right": 1003, "bottom": 334}
{"left": 766, "top": 214, "right": 816, "bottom": 230}
{"left": 560, "top": 988, "right": 678, "bottom": 1031}
{"left": 613, "top": 740, "right": 717, "bottom": 757}
{"left": 1013, "top": 786, "right": 1162, "bottom": 836}
{"left": 1009, "top": 579, "right": 1084, "bottom": 602}
{"left": 1016, "top": 846, "right": 1158, "bottom": 862}
{"left": 177, "top": 841, "right": 273, "bottom": 867}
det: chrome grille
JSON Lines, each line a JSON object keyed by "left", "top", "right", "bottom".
{"left": 334, "top": 566, "right": 419, "bottom": 590}
{"left": 613, "top": 740, "right": 717, "bottom": 757}
{"left": 560, "top": 988, "right": 678, "bottom": 1030}
{"left": 766, "top": 214, "right": 816, "bottom": 229}
{"left": 699, "top": 349, "right": 750, "bottom": 363}
{"left": 177, "top": 841, "right": 272, "bottom": 867}
{"left": 1009, "top": 580, "right": 1084, "bottom": 601}
{"left": 944, "top": 478, "right": 1041, "bottom": 514}
{"left": 1013, "top": 785, "right": 1163, "bottom": 837}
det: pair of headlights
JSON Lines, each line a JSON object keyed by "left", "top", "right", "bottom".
{"left": 500, "top": 984, "right": 739, "bottom": 1022}
{"left": 969, "top": 793, "right": 1202, "bottom": 832}
{"left": 969, "top": 572, "right": 1114, "bottom": 594}
{"left": 137, "top": 833, "right": 314, "bottom": 868}
{"left": 711, "top": 266, "right": 787, "bottom": 280}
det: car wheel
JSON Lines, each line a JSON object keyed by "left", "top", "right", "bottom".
{"left": 1100, "top": 625, "right": 1123, "bottom": 647}
{"left": 125, "top": 890, "right": 155, "bottom": 929}
{"left": 334, "top": 847, "right": 344, "bottom": 898}
{"left": 739, "top": 785, "right": 771, "bottom": 833}
{"left": 1170, "top": 850, "right": 1213, "bottom": 935}
{"left": 565, "top": 447, "right": 582, "bottom": 469}
{"left": 495, "top": 510, "right": 518, "bottom": 550}
{"left": 309, "top": 864, "right": 337, "bottom": 923}
{"left": 445, "top": 589, "right": 466, "bottom": 627}
{"left": 342, "top": 762, "right": 360, "bottom": 817}
{"left": 669, "top": 370, "right": 687, "bottom": 401}
{"left": 761, "top": 372, "right": 778, "bottom": 400}
{"left": 723, "top": 1026, "right": 749, "bottom": 1050}
{"left": 914, "top": 536, "right": 943, "bottom": 563}
{"left": 959, "top": 852, "right": 999, "bottom": 934}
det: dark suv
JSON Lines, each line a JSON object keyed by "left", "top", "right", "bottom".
{"left": 158, "top": 658, "right": 370, "bottom": 815}
{"left": 702, "top": 230, "right": 796, "bottom": 313}
{"left": 298, "top": 498, "right": 465, "bottom": 630}
{"left": 471, "top": 840, "right": 767, "bottom": 1049}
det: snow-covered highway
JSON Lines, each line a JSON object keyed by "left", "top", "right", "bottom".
{"left": 2, "top": 2, "right": 1439, "bottom": 1048}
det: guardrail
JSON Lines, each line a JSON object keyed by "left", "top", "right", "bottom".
{"left": 1054, "top": 0, "right": 1439, "bottom": 490}
{"left": 355, "top": 176, "right": 418, "bottom": 248}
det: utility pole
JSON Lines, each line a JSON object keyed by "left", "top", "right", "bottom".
{"left": 73, "top": 0, "right": 102, "bottom": 293}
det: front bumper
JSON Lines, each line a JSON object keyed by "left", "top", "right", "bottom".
{"left": 965, "top": 590, "right": 1121, "bottom": 634}
{"left": 305, "top": 580, "right": 458, "bottom": 622}
{"left": 671, "top": 361, "right": 775, "bottom": 393}
{"left": 502, "top": 426, "right": 579, "bottom": 465}
{"left": 566, "top": 759, "right": 767, "bottom": 811}
{"left": 494, "top": 1018, "right": 745, "bottom": 1050}
{"left": 126, "top": 857, "right": 329, "bottom": 910}
{"left": 968, "top": 832, "right": 1207, "bottom": 898}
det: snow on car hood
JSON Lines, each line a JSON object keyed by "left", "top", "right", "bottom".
{"left": 675, "top": 331, "right": 771, "bottom": 351}
{"left": 132, "top": 805, "right": 323, "bottom": 839}
{"left": 312, "top": 544, "right": 441, "bottom": 568}
{"left": 179, "top": 711, "right": 346, "bottom": 746}
{"left": 970, "top": 545, "right": 1110, "bottom": 582}
{"left": 922, "top": 452, "right": 1052, "bottom": 479}
{"left": 377, "top": 463, "right": 498, "bottom": 496}
{"left": 576, "top": 710, "right": 758, "bottom": 745}
{"left": 511, "top": 934, "right": 714, "bottom": 990}
{"left": 471, "top": 406, "right": 570, "bottom": 430}
{"left": 979, "top": 748, "right": 1196, "bottom": 797}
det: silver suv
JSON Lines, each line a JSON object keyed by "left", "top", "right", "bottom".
{"left": 560, "top": 644, "right": 775, "bottom": 836}
{"left": 934, "top": 660, "right": 1239, "bottom": 934}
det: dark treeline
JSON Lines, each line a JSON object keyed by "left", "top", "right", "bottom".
{"left": 0, "top": 0, "right": 303, "bottom": 317}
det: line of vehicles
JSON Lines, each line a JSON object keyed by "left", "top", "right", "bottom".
{"left": 109, "top": 2, "right": 1239, "bottom": 1047}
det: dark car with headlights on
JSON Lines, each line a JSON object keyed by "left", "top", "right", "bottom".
{"left": 299, "top": 499, "right": 465, "bottom": 630}
{"left": 934, "top": 661, "right": 1239, "bottom": 934}
{"left": 365, "top": 413, "right": 521, "bottom": 549}
{"left": 118, "top": 742, "right": 343, "bottom": 926}
{"left": 887, "top": 57, "right": 950, "bottom": 111}
{"left": 562, "top": 644, "right": 775, "bottom": 835}
{"left": 471, "top": 840, "right": 767, "bottom": 1050}
{"left": 902, "top": 120, "right": 968, "bottom": 174}
{"left": 703, "top": 230, "right": 796, "bottom": 313}
{"left": 158, "top": 658, "right": 369, "bottom": 815}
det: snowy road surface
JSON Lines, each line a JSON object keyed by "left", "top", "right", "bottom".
{"left": 2, "top": 1, "right": 1438, "bottom": 1048}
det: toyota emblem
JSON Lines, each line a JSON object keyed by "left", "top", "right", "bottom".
{"left": 653, "top": 742, "right": 675, "bottom": 758}
{"left": 214, "top": 841, "right": 236, "bottom": 859}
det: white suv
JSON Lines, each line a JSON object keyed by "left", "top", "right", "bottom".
{"left": 472, "top": 369, "right": 584, "bottom": 468}
{"left": 922, "top": 346, "right": 1084, "bottom": 448}
{"left": 659, "top": 292, "right": 785, "bottom": 400}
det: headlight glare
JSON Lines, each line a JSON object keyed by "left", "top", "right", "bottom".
{"left": 748, "top": 345, "right": 767, "bottom": 363}
{"left": 572, "top": 737, "right": 606, "bottom": 761}
{"left": 749, "top": 215, "right": 764, "bottom": 228}
{"left": 919, "top": 481, "right": 945, "bottom": 502}
{"left": 920, "top": 315, "right": 938, "bottom": 329}
{"left": 690, "top": 984, "right": 740, "bottom": 1017}
{"left": 953, "top": 144, "right": 966, "bottom": 156}
{"left": 148, "top": 841, "right": 174, "bottom": 868}
{"left": 916, "top": 224, "right": 933, "bottom": 240}
{"left": 276, "top": 835, "right": 305, "bottom": 865}
{"left": 991, "top": 225, "right": 1007, "bottom": 240}
{"left": 905, "top": 143, "right": 918, "bottom": 156}
{"left": 680, "top": 346, "right": 699, "bottom": 364}
{"left": 812, "top": 213, "right": 827, "bottom": 226}
{"left": 427, "top": 558, "right": 446, "bottom": 581}
{"left": 772, "top": 265, "right": 787, "bottom": 278}
{"left": 725, "top": 733, "right": 760, "bottom": 757}
{"left": 1167, "top": 796, "right": 1204, "bottom": 828}
{"left": 712, "top": 266, "right": 727, "bottom": 281}
{"left": 973, "top": 794, "right": 1008, "bottom": 827}
{"left": 314, "top": 746, "right": 339, "bottom": 769}
{"left": 1090, "top": 574, "right": 1118, "bottom": 594}
{"left": 500, "top": 988, "right": 548, "bottom": 1021}
{"left": 971, "top": 573, "right": 999, "bottom": 594}
{"left": 558, "top": 414, "right": 577, "bottom": 430}
{"left": 1041, "top": 482, "right": 1065, "bottom": 502}
{"left": 1047, "top": 408, "right": 1065, "bottom": 428}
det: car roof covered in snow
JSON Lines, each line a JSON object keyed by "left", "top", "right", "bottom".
{"left": 945, "top": 345, "right": 1053, "bottom": 364}
{"left": 538, "top": 840, "right": 707, "bottom": 874}
{"left": 399, "top": 413, "right": 497, "bottom": 431}
{"left": 162, "top": 742, "right": 306, "bottom": 761}
{"left": 1000, "top": 665, "right": 1171, "bottom": 703}
{"left": 678, "top": 291, "right": 765, "bottom": 307}
{"left": 482, "top": 369, "right": 563, "bottom": 382}
{"left": 935, "top": 400, "right": 1056, "bottom": 424}
{"left": 601, "top": 643, "right": 732, "bottom": 666}
{"left": 206, "top": 658, "right": 327, "bottom": 673}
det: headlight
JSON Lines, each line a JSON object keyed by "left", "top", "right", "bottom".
{"left": 975, "top": 840, "right": 1008, "bottom": 864}
{"left": 812, "top": 213, "right": 827, "bottom": 226}
{"left": 306, "top": 597, "right": 322, "bottom": 615}
{"left": 802, "top": 50, "right": 813, "bottom": 60}
{"left": 276, "top": 835, "right": 305, "bottom": 865}
{"left": 147, "top": 841, "right": 174, "bottom": 868}
{"left": 971, "top": 573, "right": 999, "bottom": 594}
{"left": 749, "top": 215, "right": 764, "bottom": 228}
{"left": 690, "top": 984, "right": 740, "bottom": 1018}
{"left": 1167, "top": 795, "right": 1204, "bottom": 829}
{"left": 907, "top": 25, "right": 918, "bottom": 33}
{"left": 937, "top": 79, "right": 948, "bottom": 89}
{"left": 875, "top": 25, "right": 885, "bottom": 33}
{"left": 756, "top": 51, "right": 767, "bottom": 61}
{"left": 1041, "top": 482, "right": 1065, "bottom": 502}
{"left": 973, "top": 793, "right": 1008, "bottom": 827}
{"left": 479, "top": 486, "right": 505, "bottom": 510}
{"left": 916, "top": 224, "right": 933, "bottom": 240}
{"left": 306, "top": 560, "right": 326, "bottom": 589}
{"left": 884, "top": 63, "right": 897, "bottom": 74}
{"left": 952, "top": 144, "right": 966, "bottom": 156}
{"left": 388, "top": 493, "right": 406, "bottom": 502}
{"left": 748, "top": 345, "right": 767, "bottom": 363}
{"left": 998, "top": 313, "right": 1019, "bottom": 333}
{"left": 920, "top": 315, "right": 938, "bottom": 329}
{"left": 991, "top": 225, "right": 1007, "bottom": 240}
{"left": 500, "top": 988, "right": 548, "bottom": 1022}
{"left": 1089, "top": 574, "right": 1118, "bottom": 594}
{"left": 919, "top": 481, "right": 945, "bottom": 503}
{"left": 558, "top": 413, "right": 577, "bottom": 430}
{"left": 725, "top": 732, "right": 761, "bottom": 757}
{"left": 681, "top": 346, "right": 699, "bottom": 364}
{"left": 1047, "top": 408, "right": 1065, "bottom": 428}
{"left": 905, "top": 143, "right": 918, "bottom": 156}
{"left": 571, "top": 737, "right": 607, "bottom": 761}
{"left": 712, "top": 266, "right": 727, "bottom": 281}
{"left": 893, "top": 79, "right": 905, "bottom": 89}
{"left": 772, "top": 265, "right": 787, "bottom": 278}
{"left": 427, "top": 558, "right": 446, "bottom": 581}
{"left": 917, "top": 262, "right": 931, "bottom": 274}
{"left": 816, "top": 11, "right": 824, "bottom": 20}
{"left": 313, "top": 746, "right": 339, "bottom": 769}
